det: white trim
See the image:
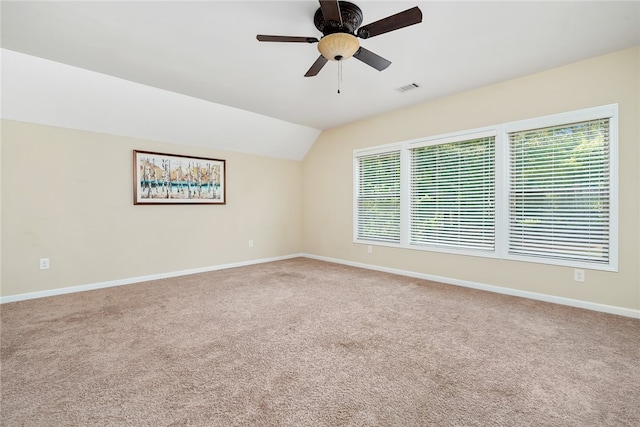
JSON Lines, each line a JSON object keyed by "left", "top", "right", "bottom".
{"left": 0, "top": 254, "right": 303, "bottom": 304}
{"left": 3, "top": 252, "right": 637, "bottom": 319}
{"left": 608, "top": 106, "right": 619, "bottom": 271}
{"left": 503, "top": 104, "right": 618, "bottom": 134}
{"left": 406, "top": 127, "right": 498, "bottom": 149}
{"left": 494, "top": 126, "right": 509, "bottom": 260}
{"left": 302, "top": 253, "right": 640, "bottom": 319}
{"left": 353, "top": 143, "right": 400, "bottom": 158}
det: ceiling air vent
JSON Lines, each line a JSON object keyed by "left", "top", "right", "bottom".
{"left": 396, "top": 82, "right": 420, "bottom": 93}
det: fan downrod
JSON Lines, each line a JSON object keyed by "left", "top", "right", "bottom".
{"left": 313, "top": 1, "right": 363, "bottom": 36}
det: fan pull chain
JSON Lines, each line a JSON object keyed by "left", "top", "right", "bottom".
{"left": 337, "top": 60, "right": 342, "bottom": 94}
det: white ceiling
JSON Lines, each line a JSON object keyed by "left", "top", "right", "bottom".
{"left": 1, "top": 1, "right": 639, "bottom": 159}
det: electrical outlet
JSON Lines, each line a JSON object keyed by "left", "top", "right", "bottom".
{"left": 39, "top": 258, "right": 50, "bottom": 270}
{"left": 574, "top": 269, "right": 585, "bottom": 282}
{"left": 367, "top": 245, "right": 373, "bottom": 254}
{"left": 248, "top": 240, "right": 254, "bottom": 248}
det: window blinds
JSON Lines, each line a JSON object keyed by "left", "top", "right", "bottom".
{"left": 410, "top": 137, "right": 495, "bottom": 251}
{"left": 508, "top": 118, "right": 610, "bottom": 263}
{"left": 356, "top": 151, "right": 401, "bottom": 243}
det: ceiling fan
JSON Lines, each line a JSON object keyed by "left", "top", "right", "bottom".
{"left": 257, "top": 1, "right": 422, "bottom": 77}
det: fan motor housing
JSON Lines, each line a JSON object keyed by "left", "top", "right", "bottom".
{"left": 314, "top": 1, "right": 363, "bottom": 36}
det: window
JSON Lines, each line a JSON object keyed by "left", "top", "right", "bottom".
{"left": 410, "top": 135, "right": 495, "bottom": 251}
{"left": 353, "top": 104, "right": 617, "bottom": 271}
{"left": 354, "top": 150, "right": 401, "bottom": 243}
{"left": 507, "top": 117, "right": 613, "bottom": 266}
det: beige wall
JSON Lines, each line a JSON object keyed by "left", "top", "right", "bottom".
{"left": 302, "top": 46, "right": 640, "bottom": 311}
{"left": 1, "top": 121, "right": 303, "bottom": 296}
{"left": 2, "top": 47, "right": 638, "bottom": 312}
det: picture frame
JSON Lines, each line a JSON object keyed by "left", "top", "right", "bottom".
{"left": 133, "top": 150, "right": 226, "bottom": 205}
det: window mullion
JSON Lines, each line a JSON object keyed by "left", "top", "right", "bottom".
{"left": 495, "top": 126, "right": 508, "bottom": 259}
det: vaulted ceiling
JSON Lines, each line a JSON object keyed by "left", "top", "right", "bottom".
{"left": 2, "top": 1, "right": 639, "bottom": 159}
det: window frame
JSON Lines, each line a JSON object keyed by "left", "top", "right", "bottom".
{"left": 500, "top": 105, "right": 618, "bottom": 271}
{"left": 352, "top": 104, "right": 618, "bottom": 272}
{"left": 406, "top": 129, "right": 499, "bottom": 256}
{"left": 353, "top": 147, "right": 402, "bottom": 245}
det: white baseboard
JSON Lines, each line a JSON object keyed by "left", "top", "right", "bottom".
{"left": 3, "top": 253, "right": 639, "bottom": 319}
{"left": 0, "top": 254, "right": 304, "bottom": 304}
{"left": 302, "top": 254, "right": 640, "bottom": 319}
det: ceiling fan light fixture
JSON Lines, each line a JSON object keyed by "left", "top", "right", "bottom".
{"left": 317, "top": 33, "right": 359, "bottom": 61}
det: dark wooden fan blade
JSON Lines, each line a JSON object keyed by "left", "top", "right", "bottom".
{"left": 304, "top": 55, "right": 329, "bottom": 77}
{"left": 357, "top": 6, "right": 422, "bottom": 39}
{"left": 257, "top": 35, "right": 319, "bottom": 43}
{"left": 353, "top": 47, "right": 391, "bottom": 71}
{"left": 319, "top": 0, "right": 342, "bottom": 24}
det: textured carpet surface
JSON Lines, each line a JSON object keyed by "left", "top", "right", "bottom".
{"left": 1, "top": 258, "right": 639, "bottom": 426}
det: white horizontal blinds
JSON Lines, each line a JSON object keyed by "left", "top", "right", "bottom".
{"left": 356, "top": 151, "right": 401, "bottom": 243}
{"left": 508, "top": 118, "right": 610, "bottom": 263}
{"left": 410, "top": 137, "right": 495, "bottom": 250}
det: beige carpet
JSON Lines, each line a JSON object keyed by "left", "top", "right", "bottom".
{"left": 1, "top": 258, "right": 639, "bottom": 426}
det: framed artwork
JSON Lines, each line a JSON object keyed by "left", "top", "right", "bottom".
{"left": 133, "top": 150, "right": 226, "bottom": 205}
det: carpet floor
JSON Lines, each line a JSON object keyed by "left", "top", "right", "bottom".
{"left": 1, "top": 258, "right": 639, "bottom": 426}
